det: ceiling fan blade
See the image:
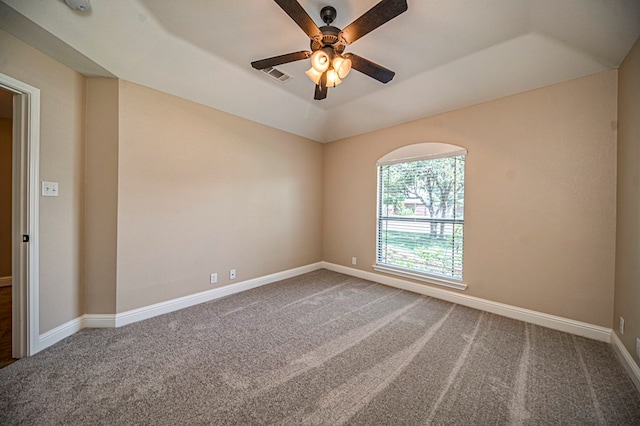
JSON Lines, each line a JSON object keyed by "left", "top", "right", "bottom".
{"left": 339, "top": 0, "right": 408, "bottom": 45}
{"left": 314, "top": 85, "right": 328, "bottom": 100}
{"left": 314, "top": 72, "right": 328, "bottom": 100}
{"left": 274, "top": 0, "right": 322, "bottom": 41}
{"left": 344, "top": 53, "right": 395, "bottom": 83}
{"left": 251, "top": 51, "right": 311, "bottom": 70}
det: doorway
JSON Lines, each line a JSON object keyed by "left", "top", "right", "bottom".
{"left": 0, "top": 88, "right": 13, "bottom": 367}
{"left": 0, "top": 72, "right": 40, "bottom": 361}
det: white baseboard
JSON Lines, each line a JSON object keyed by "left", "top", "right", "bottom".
{"left": 34, "top": 262, "right": 615, "bottom": 364}
{"left": 36, "top": 316, "right": 84, "bottom": 353}
{"left": 83, "top": 314, "right": 116, "bottom": 328}
{"left": 34, "top": 262, "right": 324, "bottom": 351}
{"left": 611, "top": 332, "right": 640, "bottom": 392}
{"left": 37, "top": 314, "right": 118, "bottom": 352}
{"left": 321, "top": 262, "right": 612, "bottom": 343}
{"left": 113, "top": 262, "right": 324, "bottom": 327}
{"left": 0, "top": 276, "right": 11, "bottom": 287}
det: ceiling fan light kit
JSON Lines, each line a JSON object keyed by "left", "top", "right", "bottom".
{"left": 333, "top": 55, "right": 352, "bottom": 79}
{"left": 310, "top": 48, "right": 332, "bottom": 73}
{"left": 307, "top": 47, "right": 351, "bottom": 87}
{"left": 325, "top": 68, "right": 342, "bottom": 87}
{"left": 305, "top": 67, "right": 323, "bottom": 85}
{"left": 251, "top": 0, "right": 408, "bottom": 100}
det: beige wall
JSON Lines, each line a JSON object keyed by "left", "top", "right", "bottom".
{"left": 84, "top": 78, "right": 119, "bottom": 314}
{"left": 115, "top": 81, "right": 323, "bottom": 312}
{"left": 324, "top": 71, "right": 618, "bottom": 327}
{"left": 0, "top": 24, "right": 627, "bottom": 338}
{"left": 615, "top": 36, "right": 640, "bottom": 368}
{"left": 0, "top": 26, "right": 324, "bottom": 326}
{"left": 0, "top": 117, "right": 11, "bottom": 277}
{"left": 0, "top": 29, "right": 85, "bottom": 333}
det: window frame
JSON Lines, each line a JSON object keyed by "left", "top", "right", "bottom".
{"left": 374, "top": 143, "right": 468, "bottom": 291}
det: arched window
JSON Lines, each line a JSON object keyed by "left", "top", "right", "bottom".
{"left": 375, "top": 143, "right": 467, "bottom": 289}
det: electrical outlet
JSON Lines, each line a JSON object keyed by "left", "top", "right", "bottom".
{"left": 210, "top": 273, "right": 217, "bottom": 284}
{"left": 637, "top": 338, "right": 640, "bottom": 359}
{"left": 229, "top": 269, "right": 236, "bottom": 280}
{"left": 620, "top": 317, "right": 625, "bottom": 335}
{"left": 352, "top": 257, "right": 357, "bottom": 265}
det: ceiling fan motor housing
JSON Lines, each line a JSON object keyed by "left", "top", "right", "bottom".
{"left": 312, "top": 6, "right": 345, "bottom": 52}
{"left": 321, "top": 6, "right": 337, "bottom": 24}
{"left": 311, "top": 25, "right": 344, "bottom": 52}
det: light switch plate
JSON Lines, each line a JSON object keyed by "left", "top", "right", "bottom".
{"left": 42, "top": 181, "right": 59, "bottom": 197}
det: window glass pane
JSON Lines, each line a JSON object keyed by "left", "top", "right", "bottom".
{"left": 377, "top": 155, "right": 465, "bottom": 280}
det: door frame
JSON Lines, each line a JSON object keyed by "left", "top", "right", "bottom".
{"left": 0, "top": 72, "right": 40, "bottom": 358}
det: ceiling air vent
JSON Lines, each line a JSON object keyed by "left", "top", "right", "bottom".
{"left": 260, "top": 67, "right": 292, "bottom": 83}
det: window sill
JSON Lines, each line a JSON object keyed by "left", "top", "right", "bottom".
{"left": 372, "top": 264, "right": 468, "bottom": 291}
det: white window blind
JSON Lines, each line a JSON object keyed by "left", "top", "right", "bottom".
{"left": 377, "top": 152, "right": 465, "bottom": 280}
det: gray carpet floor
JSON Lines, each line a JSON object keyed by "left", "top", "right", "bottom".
{"left": 1, "top": 269, "right": 639, "bottom": 425}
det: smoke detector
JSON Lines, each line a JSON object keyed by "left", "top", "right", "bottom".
{"left": 64, "top": 0, "right": 91, "bottom": 12}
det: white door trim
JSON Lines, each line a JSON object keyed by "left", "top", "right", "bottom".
{"left": 1, "top": 72, "right": 40, "bottom": 357}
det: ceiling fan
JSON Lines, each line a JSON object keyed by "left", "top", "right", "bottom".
{"left": 251, "top": 0, "right": 408, "bottom": 100}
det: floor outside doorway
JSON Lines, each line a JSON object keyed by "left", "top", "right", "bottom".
{"left": 0, "top": 285, "right": 15, "bottom": 368}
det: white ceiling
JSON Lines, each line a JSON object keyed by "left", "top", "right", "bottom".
{"left": 1, "top": 0, "right": 639, "bottom": 142}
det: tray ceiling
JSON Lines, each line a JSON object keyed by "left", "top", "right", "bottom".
{"left": 1, "top": 0, "right": 639, "bottom": 142}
